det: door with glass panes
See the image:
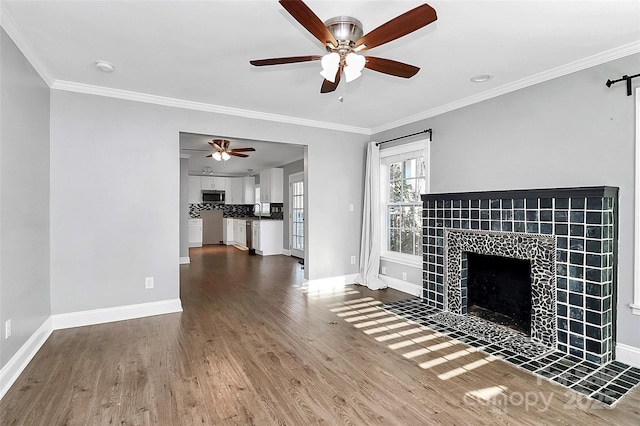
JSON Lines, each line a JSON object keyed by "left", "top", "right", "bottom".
{"left": 289, "top": 173, "right": 304, "bottom": 259}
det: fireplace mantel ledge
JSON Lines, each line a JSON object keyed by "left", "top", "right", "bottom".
{"left": 631, "top": 303, "right": 640, "bottom": 316}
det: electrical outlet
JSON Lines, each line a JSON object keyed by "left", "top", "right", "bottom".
{"left": 350, "top": 255, "right": 356, "bottom": 265}
{"left": 381, "top": 266, "right": 387, "bottom": 275}
{"left": 145, "top": 276, "right": 154, "bottom": 289}
{"left": 349, "top": 203, "right": 354, "bottom": 212}
{"left": 5, "top": 319, "right": 11, "bottom": 339}
{"left": 402, "top": 272, "right": 408, "bottom": 281}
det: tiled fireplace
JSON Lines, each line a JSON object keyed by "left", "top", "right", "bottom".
{"left": 421, "top": 187, "right": 618, "bottom": 365}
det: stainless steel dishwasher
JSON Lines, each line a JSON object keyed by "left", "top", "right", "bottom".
{"left": 245, "top": 220, "right": 255, "bottom": 255}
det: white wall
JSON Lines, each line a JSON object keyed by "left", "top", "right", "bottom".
{"left": 373, "top": 53, "right": 640, "bottom": 349}
{"left": 49, "top": 91, "right": 368, "bottom": 315}
{"left": 0, "top": 29, "right": 50, "bottom": 369}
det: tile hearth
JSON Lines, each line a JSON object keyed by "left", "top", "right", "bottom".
{"left": 383, "top": 298, "right": 640, "bottom": 406}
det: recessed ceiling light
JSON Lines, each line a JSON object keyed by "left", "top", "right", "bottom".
{"left": 95, "top": 60, "right": 115, "bottom": 73}
{"left": 470, "top": 73, "right": 494, "bottom": 83}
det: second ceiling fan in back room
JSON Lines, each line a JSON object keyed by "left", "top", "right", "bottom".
{"left": 207, "top": 139, "right": 255, "bottom": 161}
{"left": 250, "top": 0, "right": 438, "bottom": 93}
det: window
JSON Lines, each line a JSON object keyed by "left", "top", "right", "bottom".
{"left": 380, "top": 141, "right": 428, "bottom": 263}
{"left": 254, "top": 186, "right": 270, "bottom": 216}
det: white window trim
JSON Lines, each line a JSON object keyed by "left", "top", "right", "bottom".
{"left": 633, "top": 88, "right": 640, "bottom": 315}
{"left": 379, "top": 139, "right": 430, "bottom": 266}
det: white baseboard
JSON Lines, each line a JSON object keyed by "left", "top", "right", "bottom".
{"left": 51, "top": 299, "right": 183, "bottom": 330}
{"left": 179, "top": 256, "right": 190, "bottom": 264}
{"left": 0, "top": 317, "right": 53, "bottom": 400}
{"left": 380, "top": 275, "right": 422, "bottom": 297}
{"left": 616, "top": 342, "right": 640, "bottom": 368}
{"left": 282, "top": 249, "right": 291, "bottom": 256}
{"left": 1, "top": 299, "right": 183, "bottom": 401}
{"left": 188, "top": 242, "right": 202, "bottom": 248}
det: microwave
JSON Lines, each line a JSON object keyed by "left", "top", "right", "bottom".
{"left": 202, "top": 191, "right": 225, "bottom": 204}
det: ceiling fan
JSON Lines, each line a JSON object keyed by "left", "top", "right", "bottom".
{"left": 207, "top": 139, "right": 255, "bottom": 161}
{"left": 250, "top": 0, "right": 437, "bottom": 93}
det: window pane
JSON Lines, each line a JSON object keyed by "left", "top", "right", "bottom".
{"left": 405, "top": 178, "right": 417, "bottom": 202}
{"left": 389, "top": 206, "right": 401, "bottom": 228}
{"left": 389, "top": 162, "right": 401, "bottom": 181}
{"left": 401, "top": 206, "right": 414, "bottom": 228}
{"left": 401, "top": 230, "right": 413, "bottom": 255}
{"left": 390, "top": 178, "right": 402, "bottom": 202}
{"left": 389, "top": 229, "right": 400, "bottom": 252}
{"left": 404, "top": 158, "right": 417, "bottom": 178}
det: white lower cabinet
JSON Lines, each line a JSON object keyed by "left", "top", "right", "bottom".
{"left": 233, "top": 219, "right": 246, "bottom": 248}
{"left": 253, "top": 220, "right": 283, "bottom": 256}
{"left": 188, "top": 219, "right": 203, "bottom": 247}
{"left": 223, "top": 218, "right": 234, "bottom": 244}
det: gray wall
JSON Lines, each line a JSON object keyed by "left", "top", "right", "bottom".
{"left": 49, "top": 90, "right": 368, "bottom": 315}
{"left": 373, "top": 53, "right": 640, "bottom": 349}
{"left": 0, "top": 29, "right": 51, "bottom": 369}
{"left": 281, "top": 159, "right": 304, "bottom": 252}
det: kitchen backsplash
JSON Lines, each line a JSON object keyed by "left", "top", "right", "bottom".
{"left": 189, "top": 203, "right": 284, "bottom": 219}
{"left": 270, "top": 203, "right": 284, "bottom": 220}
{"left": 189, "top": 204, "right": 253, "bottom": 218}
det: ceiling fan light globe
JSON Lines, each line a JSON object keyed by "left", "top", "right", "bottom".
{"left": 221, "top": 152, "right": 231, "bottom": 161}
{"left": 344, "top": 52, "right": 365, "bottom": 82}
{"left": 212, "top": 151, "right": 222, "bottom": 161}
{"left": 344, "top": 68, "right": 361, "bottom": 83}
{"left": 320, "top": 52, "right": 340, "bottom": 82}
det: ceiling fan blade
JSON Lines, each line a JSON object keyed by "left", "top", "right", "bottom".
{"left": 279, "top": 0, "right": 337, "bottom": 47}
{"left": 355, "top": 4, "right": 437, "bottom": 51}
{"left": 250, "top": 55, "right": 322, "bottom": 66}
{"left": 206, "top": 154, "right": 213, "bottom": 158}
{"left": 229, "top": 152, "right": 249, "bottom": 158}
{"left": 364, "top": 57, "right": 420, "bottom": 78}
{"left": 229, "top": 147, "right": 256, "bottom": 152}
{"left": 222, "top": 140, "right": 230, "bottom": 149}
{"left": 209, "top": 142, "right": 223, "bottom": 151}
{"left": 320, "top": 66, "right": 341, "bottom": 93}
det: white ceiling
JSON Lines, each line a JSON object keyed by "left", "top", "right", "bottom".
{"left": 2, "top": 0, "right": 639, "bottom": 172}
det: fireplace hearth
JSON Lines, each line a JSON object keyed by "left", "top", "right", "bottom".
{"left": 422, "top": 186, "right": 618, "bottom": 365}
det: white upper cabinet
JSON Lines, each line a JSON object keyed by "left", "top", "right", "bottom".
{"left": 243, "top": 176, "right": 256, "bottom": 204}
{"left": 225, "top": 178, "right": 243, "bottom": 204}
{"left": 188, "top": 176, "right": 202, "bottom": 204}
{"left": 259, "top": 168, "right": 283, "bottom": 203}
{"left": 225, "top": 176, "right": 255, "bottom": 205}
{"left": 201, "top": 176, "right": 227, "bottom": 191}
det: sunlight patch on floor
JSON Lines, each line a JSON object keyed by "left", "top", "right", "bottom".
{"left": 464, "top": 385, "right": 508, "bottom": 402}
{"left": 300, "top": 283, "right": 362, "bottom": 299}
{"left": 437, "top": 356, "right": 498, "bottom": 380}
{"left": 327, "top": 296, "right": 497, "bottom": 384}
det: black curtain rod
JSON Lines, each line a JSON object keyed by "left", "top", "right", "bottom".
{"left": 376, "top": 129, "right": 432, "bottom": 146}
{"left": 606, "top": 73, "right": 640, "bottom": 96}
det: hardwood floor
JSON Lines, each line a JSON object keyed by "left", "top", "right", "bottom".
{"left": 1, "top": 245, "right": 640, "bottom": 425}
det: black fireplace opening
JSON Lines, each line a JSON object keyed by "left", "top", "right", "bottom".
{"left": 466, "top": 252, "right": 532, "bottom": 334}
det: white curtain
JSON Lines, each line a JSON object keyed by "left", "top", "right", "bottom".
{"left": 355, "top": 141, "right": 387, "bottom": 290}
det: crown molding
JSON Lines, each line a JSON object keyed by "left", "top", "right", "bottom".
{"left": 0, "top": 3, "right": 54, "bottom": 86}
{"left": 372, "top": 41, "right": 640, "bottom": 134}
{"left": 50, "top": 80, "right": 371, "bottom": 135}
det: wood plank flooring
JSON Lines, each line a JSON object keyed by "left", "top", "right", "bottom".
{"left": 1, "top": 245, "right": 640, "bottom": 425}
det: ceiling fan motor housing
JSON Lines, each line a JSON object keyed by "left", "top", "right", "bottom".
{"left": 324, "top": 16, "right": 363, "bottom": 54}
